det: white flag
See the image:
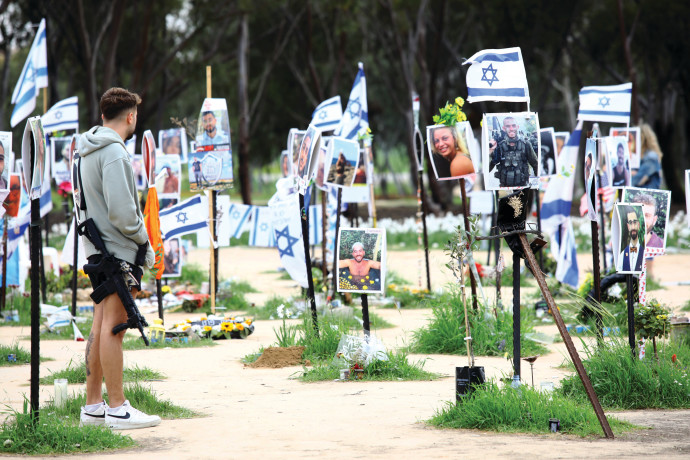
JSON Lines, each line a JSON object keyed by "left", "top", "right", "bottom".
{"left": 159, "top": 195, "right": 209, "bottom": 240}
{"left": 311, "top": 96, "right": 343, "bottom": 132}
{"left": 248, "top": 206, "right": 275, "bottom": 247}
{"left": 577, "top": 83, "right": 632, "bottom": 124}
{"left": 11, "top": 19, "right": 48, "bottom": 128}
{"left": 463, "top": 47, "right": 529, "bottom": 103}
{"left": 269, "top": 179, "right": 308, "bottom": 288}
{"left": 42, "top": 96, "right": 78, "bottom": 133}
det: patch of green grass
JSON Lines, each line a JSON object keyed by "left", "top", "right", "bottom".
{"left": 118, "top": 382, "right": 195, "bottom": 419}
{"left": 645, "top": 277, "right": 665, "bottom": 292}
{"left": 1, "top": 294, "right": 32, "bottom": 326}
{"left": 429, "top": 381, "right": 635, "bottom": 437}
{"left": 242, "top": 346, "right": 265, "bottom": 364}
{"left": 0, "top": 343, "right": 51, "bottom": 366}
{"left": 682, "top": 300, "right": 690, "bottom": 312}
{"left": 37, "top": 319, "right": 93, "bottom": 341}
{"left": 484, "top": 264, "right": 534, "bottom": 288}
{"left": 382, "top": 285, "right": 435, "bottom": 309}
{"left": 122, "top": 336, "right": 216, "bottom": 350}
{"left": 41, "top": 360, "right": 165, "bottom": 385}
{"left": 180, "top": 263, "right": 207, "bottom": 289}
{"left": 249, "top": 295, "right": 293, "bottom": 320}
{"left": 300, "top": 351, "right": 439, "bottom": 382}
{"left": 0, "top": 404, "right": 134, "bottom": 455}
{"left": 409, "top": 290, "right": 548, "bottom": 357}
{"left": 560, "top": 339, "right": 690, "bottom": 410}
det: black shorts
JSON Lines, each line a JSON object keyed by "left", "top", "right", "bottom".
{"left": 86, "top": 255, "right": 143, "bottom": 292}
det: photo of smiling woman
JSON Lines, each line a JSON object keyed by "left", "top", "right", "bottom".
{"left": 426, "top": 122, "right": 475, "bottom": 180}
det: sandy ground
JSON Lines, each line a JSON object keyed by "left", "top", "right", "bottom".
{"left": 2, "top": 246, "right": 690, "bottom": 459}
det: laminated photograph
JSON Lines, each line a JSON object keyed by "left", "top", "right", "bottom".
{"left": 325, "top": 137, "right": 359, "bottom": 188}
{"left": 554, "top": 131, "right": 569, "bottom": 157}
{"left": 280, "top": 150, "right": 292, "bottom": 178}
{"left": 154, "top": 154, "right": 182, "bottom": 199}
{"left": 288, "top": 128, "right": 306, "bottom": 173}
{"left": 337, "top": 227, "right": 386, "bottom": 294}
{"left": 189, "top": 98, "right": 234, "bottom": 191}
{"left": 612, "top": 202, "right": 646, "bottom": 274}
{"left": 482, "top": 112, "right": 540, "bottom": 190}
{"left": 538, "top": 127, "right": 558, "bottom": 177}
{"left": 296, "top": 124, "right": 321, "bottom": 193}
{"left": 21, "top": 116, "right": 46, "bottom": 200}
{"left": 3, "top": 173, "right": 22, "bottom": 218}
{"left": 605, "top": 136, "right": 631, "bottom": 188}
{"left": 426, "top": 121, "right": 476, "bottom": 180}
{"left": 0, "top": 131, "right": 11, "bottom": 191}
{"left": 609, "top": 126, "right": 640, "bottom": 169}
{"left": 342, "top": 148, "right": 370, "bottom": 203}
{"left": 621, "top": 187, "right": 671, "bottom": 256}
{"left": 50, "top": 137, "right": 72, "bottom": 185}
{"left": 584, "top": 138, "right": 598, "bottom": 222}
{"left": 162, "top": 237, "right": 182, "bottom": 278}
{"left": 314, "top": 143, "right": 328, "bottom": 191}
{"left": 142, "top": 130, "right": 157, "bottom": 188}
{"left": 131, "top": 154, "right": 145, "bottom": 190}
{"left": 159, "top": 128, "right": 188, "bottom": 161}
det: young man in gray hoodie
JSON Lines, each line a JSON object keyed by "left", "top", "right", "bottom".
{"left": 78, "top": 87, "right": 160, "bottom": 430}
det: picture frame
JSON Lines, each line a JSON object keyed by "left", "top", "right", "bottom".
{"left": 336, "top": 227, "right": 386, "bottom": 294}
{"left": 609, "top": 126, "right": 640, "bottom": 169}
{"left": 426, "top": 121, "right": 477, "bottom": 181}
{"left": 325, "top": 137, "right": 359, "bottom": 188}
{"left": 621, "top": 187, "right": 671, "bottom": 256}
{"left": 611, "top": 202, "right": 646, "bottom": 274}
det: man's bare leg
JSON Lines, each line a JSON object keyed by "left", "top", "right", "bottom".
{"left": 99, "top": 291, "right": 129, "bottom": 408}
{"left": 85, "top": 300, "right": 104, "bottom": 405}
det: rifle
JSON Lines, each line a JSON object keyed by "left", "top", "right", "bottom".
{"left": 78, "top": 218, "right": 150, "bottom": 345}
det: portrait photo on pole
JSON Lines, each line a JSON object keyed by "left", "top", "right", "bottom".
{"left": 325, "top": 137, "right": 359, "bottom": 188}
{"left": 131, "top": 154, "right": 145, "bottom": 190}
{"left": 538, "top": 127, "right": 558, "bottom": 177}
{"left": 154, "top": 154, "right": 182, "bottom": 199}
{"left": 159, "top": 127, "right": 188, "bottom": 160}
{"left": 159, "top": 197, "right": 178, "bottom": 211}
{"left": 314, "top": 143, "right": 328, "bottom": 191}
{"left": 189, "top": 98, "right": 234, "bottom": 191}
{"left": 3, "top": 173, "right": 22, "bottom": 217}
{"left": 342, "top": 148, "right": 370, "bottom": 203}
{"left": 50, "top": 137, "right": 72, "bottom": 185}
{"left": 0, "top": 131, "right": 11, "bottom": 191}
{"left": 296, "top": 124, "right": 319, "bottom": 181}
{"left": 141, "top": 130, "right": 157, "bottom": 188}
{"left": 288, "top": 128, "right": 306, "bottom": 173}
{"left": 280, "top": 150, "right": 292, "bottom": 178}
{"left": 426, "top": 121, "right": 476, "bottom": 181}
{"left": 584, "top": 138, "right": 598, "bottom": 221}
{"left": 605, "top": 136, "right": 632, "bottom": 188}
{"left": 609, "top": 126, "right": 640, "bottom": 169}
{"left": 337, "top": 227, "right": 386, "bottom": 294}
{"left": 621, "top": 187, "right": 671, "bottom": 255}
{"left": 482, "top": 112, "right": 540, "bottom": 190}
{"left": 162, "top": 237, "right": 182, "bottom": 278}
{"left": 612, "top": 202, "right": 646, "bottom": 274}
{"left": 554, "top": 131, "right": 569, "bottom": 158}
{"left": 22, "top": 116, "right": 46, "bottom": 200}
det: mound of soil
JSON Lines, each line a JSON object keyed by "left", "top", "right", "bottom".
{"left": 247, "top": 346, "right": 306, "bottom": 368}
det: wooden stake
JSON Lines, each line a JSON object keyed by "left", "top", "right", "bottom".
{"left": 206, "top": 66, "right": 216, "bottom": 314}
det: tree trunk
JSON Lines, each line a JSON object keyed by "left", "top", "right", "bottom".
{"left": 237, "top": 13, "right": 252, "bottom": 204}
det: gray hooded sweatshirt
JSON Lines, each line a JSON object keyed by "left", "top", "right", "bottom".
{"left": 77, "top": 126, "right": 152, "bottom": 266}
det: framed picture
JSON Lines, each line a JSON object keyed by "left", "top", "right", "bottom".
{"left": 22, "top": 116, "right": 47, "bottom": 200}
{"left": 609, "top": 126, "right": 640, "bottom": 169}
{"left": 621, "top": 187, "right": 671, "bottom": 256}
{"left": 605, "top": 136, "right": 632, "bottom": 189}
{"left": 2, "top": 173, "right": 22, "bottom": 217}
{"left": 288, "top": 128, "right": 306, "bottom": 173}
{"left": 131, "top": 155, "right": 145, "bottom": 190}
{"left": 190, "top": 98, "right": 234, "bottom": 191}
{"left": 336, "top": 227, "right": 386, "bottom": 294}
{"left": 538, "top": 127, "right": 558, "bottom": 177}
{"left": 297, "top": 124, "right": 319, "bottom": 181}
{"left": 426, "top": 121, "right": 476, "bottom": 181}
{"left": 162, "top": 237, "right": 182, "bottom": 277}
{"left": 314, "top": 143, "right": 328, "bottom": 191}
{"left": 141, "top": 130, "right": 157, "bottom": 188}
{"left": 154, "top": 154, "right": 182, "bottom": 199}
{"left": 280, "top": 150, "right": 292, "bottom": 178}
{"left": 0, "top": 131, "right": 11, "bottom": 191}
{"left": 612, "top": 202, "right": 646, "bottom": 274}
{"left": 584, "top": 138, "right": 598, "bottom": 221}
{"left": 159, "top": 128, "right": 188, "bottom": 161}
{"left": 482, "top": 112, "right": 540, "bottom": 190}
{"left": 325, "top": 137, "right": 359, "bottom": 188}
{"left": 50, "top": 137, "right": 72, "bottom": 185}
{"left": 342, "top": 148, "right": 370, "bottom": 203}
{"left": 554, "top": 131, "right": 570, "bottom": 157}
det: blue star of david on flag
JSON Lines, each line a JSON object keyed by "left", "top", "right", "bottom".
{"left": 598, "top": 96, "right": 611, "bottom": 108}
{"left": 275, "top": 225, "right": 300, "bottom": 258}
{"left": 481, "top": 63, "right": 499, "bottom": 86}
{"left": 577, "top": 83, "right": 632, "bottom": 124}
{"left": 176, "top": 212, "right": 188, "bottom": 224}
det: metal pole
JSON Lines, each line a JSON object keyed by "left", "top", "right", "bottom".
{"left": 459, "top": 178, "right": 478, "bottom": 310}
{"left": 518, "top": 233, "right": 614, "bottom": 439}
{"left": 494, "top": 192, "right": 501, "bottom": 308}
{"left": 512, "top": 251, "right": 521, "bottom": 379}
{"left": 321, "top": 190, "right": 327, "bottom": 285}
{"left": 30, "top": 198, "right": 41, "bottom": 423}
{"left": 1, "top": 216, "right": 8, "bottom": 315}
{"left": 597, "top": 171, "right": 608, "bottom": 273}
{"left": 627, "top": 274, "right": 635, "bottom": 356}
{"left": 157, "top": 278, "right": 164, "bottom": 320}
{"left": 361, "top": 294, "right": 370, "bottom": 336}
{"left": 299, "top": 193, "right": 319, "bottom": 335}
{"left": 591, "top": 220, "right": 603, "bottom": 345}
{"left": 330, "top": 188, "right": 343, "bottom": 298}
{"left": 418, "top": 171, "right": 431, "bottom": 292}
{"left": 535, "top": 191, "right": 543, "bottom": 272}
{"left": 71, "top": 215, "right": 79, "bottom": 317}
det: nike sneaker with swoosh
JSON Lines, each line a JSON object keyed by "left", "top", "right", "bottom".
{"left": 80, "top": 402, "right": 108, "bottom": 426}
{"left": 106, "top": 400, "right": 161, "bottom": 430}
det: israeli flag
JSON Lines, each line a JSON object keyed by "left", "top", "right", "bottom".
{"left": 463, "top": 47, "right": 529, "bottom": 103}
{"left": 335, "top": 63, "right": 369, "bottom": 140}
{"left": 248, "top": 206, "right": 276, "bottom": 247}
{"left": 309, "top": 204, "right": 323, "bottom": 246}
{"left": 552, "top": 219, "right": 579, "bottom": 288}
{"left": 269, "top": 180, "right": 308, "bottom": 288}
{"left": 42, "top": 96, "right": 78, "bottom": 133}
{"left": 11, "top": 19, "right": 48, "bottom": 128}
{"left": 311, "top": 96, "right": 343, "bottom": 132}
{"left": 159, "top": 195, "right": 209, "bottom": 240}
{"left": 225, "top": 203, "right": 253, "bottom": 239}
{"left": 577, "top": 83, "right": 632, "bottom": 124}
{"left": 540, "top": 120, "right": 583, "bottom": 232}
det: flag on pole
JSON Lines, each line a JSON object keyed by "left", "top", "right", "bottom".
{"left": 463, "top": 47, "right": 529, "bottom": 103}
{"left": 309, "top": 204, "right": 323, "bottom": 246}
{"left": 144, "top": 187, "right": 164, "bottom": 279}
{"left": 159, "top": 195, "right": 208, "bottom": 240}
{"left": 335, "top": 63, "right": 369, "bottom": 140}
{"left": 577, "top": 83, "right": 632, "bottom": 124}
{"left": 268, "top": 182, "right": 308, "bottom": 288}
{"left": 42, "top": 96, "right": 78, "bottom": 133}
{"left": 552, "top": 219, "right": 579, "bottom": 288}
{"left": 10, "top": 19, "right": 48, "bottom": 128}
{"left": 540, "top": 120, "right": 583, "bottom": 232}
{"left": 248, "top": 206, "right": 276, "bottom": 247}
{"left": 311, "top": 96, "right": 343, "bottom": 132}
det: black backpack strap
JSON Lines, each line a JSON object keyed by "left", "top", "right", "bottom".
{"left": 77, "top": 155, "right": 87, "bottom": 211}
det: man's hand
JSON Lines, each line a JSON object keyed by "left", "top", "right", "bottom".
{"left": 489, "top": 138, "right": 497, "bottom": 154}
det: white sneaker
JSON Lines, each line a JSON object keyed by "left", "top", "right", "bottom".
{"left": 105, "top": 400, "right": 161, "bottom": 430}
{"left": 80, "top": 402, "right": 108, "bottom": 426}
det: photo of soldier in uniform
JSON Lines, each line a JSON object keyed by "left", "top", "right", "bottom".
{"left": 622, "top": 187, "right": 671, "bottom": 254}
{"left": 610, "top": 127, "right": 640, "bottom": 169}
{"left": 325, "top": 137, "right": 359, "bottom": 188}
{"left": 605, "top": 136, "right": 631, "bottom": 188}
{"left": 584, "top": 138, "right": 598, "bottom": 221}
{"left": 482, "top": 112, "right": 540, "bottom": 190}
{"left": 612, "top": 202, "right": 646, "bottom": 274}
{"left": 538, "top": 127, "right": 558, "bottom": 177}
{"left": 337, "top": 227, "right": 386, "bottom": 294}
{"left": 189, "top": 98, "right": 234, "bottom": 191}
{"left": 426, "top": 121, "right": 475, "bottom": 181}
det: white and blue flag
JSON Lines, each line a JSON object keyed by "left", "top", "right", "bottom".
{"left": 159, "top": 195, "right": 208, "bottom": 240}
{"left": 335, "top": 63, "right": 368, "bottom": 140}
{"left": 540, "top": 120, "right": 583, "bottom": 232}
{"left": 248, "top": 206, "right": 276, "bottom": 247}
{"left": 308, "top": 204, "right": 323, "bottom": 246}
{"left": 577, "top": 83, "right": 632, "bottom": 124}
{"left": 269, "top": 179, "right": 308, "bottom": 288}
{"left": 225, "top": 202, "right": 253, "bottom": 240}
{"left": 311, "top": 96, "right": 343, "bottom": 132}
{"left": 42, "top": 96, "right": 78, "bottom": 133}
{"left": 11, "top": 19, "right": 48, "bottom": 128}
{"left": 463, "top": 47, "right": 529, "bottom": 103}
{"left": 552, "top": 219, "right": 579, "bottom": 288}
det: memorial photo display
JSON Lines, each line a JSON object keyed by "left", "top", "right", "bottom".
{"left": 337, "top": 227, "right": 386, "bottom": 294}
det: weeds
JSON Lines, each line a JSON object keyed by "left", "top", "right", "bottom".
{"left": 300, "top": 351, "right": 438, "bottom": 382}
{"left": 41, "top": 360, "right": 164, "bottom": 384}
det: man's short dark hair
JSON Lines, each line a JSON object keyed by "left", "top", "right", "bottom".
{"left": 100, "top": 87, "right": 141, "bottom": 121}
{"left": 202, "top": 111, "right": 215, "bottom": 118}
